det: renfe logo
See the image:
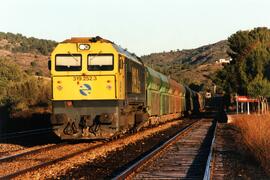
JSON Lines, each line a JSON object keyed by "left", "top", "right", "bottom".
{"left": 79, "top": 84, "right": 91, "bottom": 96}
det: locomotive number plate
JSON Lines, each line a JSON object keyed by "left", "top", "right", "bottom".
{"left": 73, "top": 76, "right": 97, "bottom": 81}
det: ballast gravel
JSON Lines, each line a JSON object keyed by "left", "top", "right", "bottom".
{"left": 16, "top": 119, "right": 193, "bottom": 179}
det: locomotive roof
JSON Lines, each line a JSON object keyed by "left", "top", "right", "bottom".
{"left": 62, "top": 36, "right": 142, "bottom": 65}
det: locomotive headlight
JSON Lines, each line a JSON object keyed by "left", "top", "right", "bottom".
{"left": 79, "top": 44, "right": 90, "bottom": 50}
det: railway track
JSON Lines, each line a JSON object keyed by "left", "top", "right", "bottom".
{"left": 0, "top": 141, "right": 103, "bottom": 179}
{"left": 210, "top": 130, "right": 227, "bottom": 180}
{"left": 0, "top": 143, "right": 66, "bottom": 163}
{"left": 114, "top": 119, "right": 217, "bottom": 179}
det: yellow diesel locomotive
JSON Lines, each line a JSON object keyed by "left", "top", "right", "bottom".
{"left": 49, "top": 36, "right": 203, "bottom": 139}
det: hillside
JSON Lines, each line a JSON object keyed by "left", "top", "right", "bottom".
{"left": 141, "top": 40, "right": 230, "bottom": 91}
{"left": 0, "top": 32, "right": 57, "bottom": 76}
{"left": 0, "top": 32, "right": 229, "bottom": 91}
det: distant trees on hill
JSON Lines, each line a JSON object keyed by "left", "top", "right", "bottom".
{"left": 214, "top": 27, "right": 270, "bottom": 98}
{"left": 0, "top": 32, "right": 57, "bottom": 55}
{"left": 0, "top": 58, "right": 51, "bottom": 111}
{"left": 141, "top": 41, "right": 229, "bottom": 91}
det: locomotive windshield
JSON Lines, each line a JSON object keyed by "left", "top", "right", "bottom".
{"left": 88, "top": 54, "right": 114, "bottom": 71}
{"left": 55, "top": 54, "right": 82, "bottom": 71}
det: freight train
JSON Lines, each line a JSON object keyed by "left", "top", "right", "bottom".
{"left": 48, "top": 36, "right": 204, "bottom": 139}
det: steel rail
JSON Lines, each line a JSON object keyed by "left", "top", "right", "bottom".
{"left": 203, "top": 120, "right": 217, "bottom": 180}
{"left": 112, "top": 120, "right": 201, "bottom": 180}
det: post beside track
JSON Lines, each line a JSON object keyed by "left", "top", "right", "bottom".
{"left": 113, "top": 119, "right": 217, "bottom": 179}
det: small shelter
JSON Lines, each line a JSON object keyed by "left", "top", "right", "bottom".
{"left": 236, "top": 96, "right": 268, "bottom": 114}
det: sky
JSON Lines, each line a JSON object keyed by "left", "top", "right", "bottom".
{"left": 0, "top": 0, "right": 269, "bottom": 55}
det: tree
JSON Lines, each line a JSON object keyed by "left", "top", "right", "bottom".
{"left": 189, "top": 83, "right": 204, "bottom": 92}
{"left": 214, "top": 27, "right": 270, "bottom": 98}
{"left": 247, "top": 75, "right": 270, "bottom": 97}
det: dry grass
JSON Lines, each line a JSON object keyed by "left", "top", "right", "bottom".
{"left": 232, "top": 113, "right": 270, "bottom": 174}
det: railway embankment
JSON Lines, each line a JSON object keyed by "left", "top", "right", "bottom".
{"left": 212, "top": 114, "right": 269, "bottom": 179}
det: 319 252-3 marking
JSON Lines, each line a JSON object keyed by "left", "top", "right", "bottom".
{"left": 73, "top": 76, "right": 97, "bottom": 81}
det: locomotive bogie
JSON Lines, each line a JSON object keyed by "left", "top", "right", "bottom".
{"left": 51, "top": 100, "right": 122, "bottom": 139}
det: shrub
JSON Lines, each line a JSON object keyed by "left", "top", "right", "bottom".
{"left": 5, "top": 77, "right": 51, "bottom": 111}
{"left": 0, "top": 58, "right": 24, "bottom": 82}
{"left": 25, "top": 69, "right": 34, "bottom": 75}
{"left": 35, "top": 70, "right": 43, "bottom": 76}
{"left": 0, "top": 58, "right": 51, "bottom": 111}
{"left": 30, "top": 61, "right": 37, "bottom": 67}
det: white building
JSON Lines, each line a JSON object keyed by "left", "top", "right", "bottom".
{"left": 216, "top": 58, "right": 232, "bottom": 64}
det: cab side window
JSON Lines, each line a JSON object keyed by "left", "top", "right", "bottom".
{"left": 126, "top": 59, "right": 142, "bottom": 94}
{"left": 88, "top": 54, "right": 114, "bottom": 71}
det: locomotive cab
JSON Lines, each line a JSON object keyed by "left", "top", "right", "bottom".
{"left": 51, "top": 39, "right": 121, "bottom": 101}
